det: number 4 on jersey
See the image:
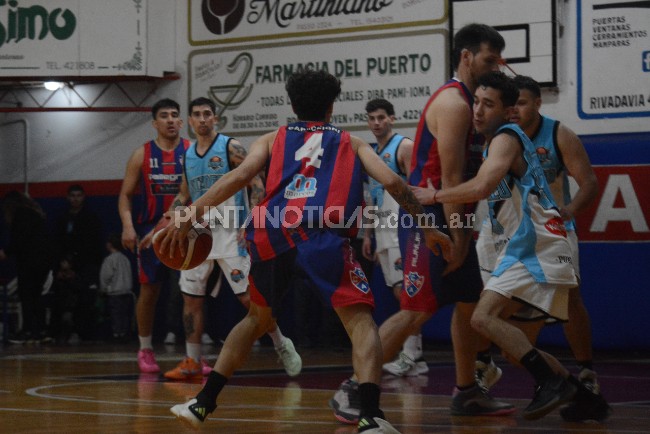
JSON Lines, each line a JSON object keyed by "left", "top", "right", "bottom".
{"left": 294, "top": 134, "right": 323, "bottom": 168}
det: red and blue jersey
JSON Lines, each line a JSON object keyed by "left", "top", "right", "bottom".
{"left": 409, "top": 80, "right": 483, "bottom": 197}
{"left": 246, "top": 122, "right": 364, "bottom": 261}
{"left": 137, "top": 138, "right": 190, "bottom": 225}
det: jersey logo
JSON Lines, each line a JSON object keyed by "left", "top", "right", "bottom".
{"left": 230, "top": 269, "right": 245, "bottom": 283}
{"left": 209, "top": 156, "right": 224, "bottom": 170}
{"left": 404, "top": 271, "right": 424, "bottom": 297}
{"left": 349, "top": 267, "right": 370, "bottom": 293}
{"left": 545, "top": 217, "right": 567, "bottom": 238}
{"left": 393, "top": 257, "right": 403, "bottom": 271}
{"left": 284, "top": 173, "right": 317, "bottom": 199}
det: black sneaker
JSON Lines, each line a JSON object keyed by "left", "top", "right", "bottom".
{"left": 560, "top": 388, "right": 612, "bottom": 422}
{"left": 523, "top": 376, "right": 577, "bottom": 420}
{"left": 329, "top": 379, "right": 360, "bottom": 424}
{"left": 450, "top": 384, "right": 516, "bottom": 416}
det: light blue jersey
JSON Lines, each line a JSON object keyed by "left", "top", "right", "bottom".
{"left": 530, "top": 115, "right": 575, "bottom": 231}
{"left": 184, "top": 134, "right": 248, "bottom": 258}
{"left": 486, "top": 124, "right": 575, "bottom": 287}
{"left": 368, "top": 134, "right": 407, "bottom": 251}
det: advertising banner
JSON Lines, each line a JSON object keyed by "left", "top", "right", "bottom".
{"left": 188, "top": 29, "right": 448, "bottom": 136}
{"left": 0, "top": 0, "right": 151, "bottom": 76}
{"left": 188, "top": 0, "right": 447, "bottom": 45}
{"left": 577, "top": 0, "right": 650, "bottom": 118}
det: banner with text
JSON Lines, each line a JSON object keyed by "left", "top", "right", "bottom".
{"left": 0, "top": 0, "right": 151, "bottom": 76}
{"left": 188, "top": 0, "right": 447, "bottom": 45}
{"left": 188, "top": 30, "right": 448, "bottom": 136}
{"left": 577, "top": 0, "right": 650, "bottom": 118}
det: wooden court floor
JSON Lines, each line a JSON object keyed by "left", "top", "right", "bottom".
{"left": 1, "top": 341, "right": 649, "bottom": 433}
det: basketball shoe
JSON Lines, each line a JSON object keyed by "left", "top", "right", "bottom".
{"left": 329, "top": 379, "right": 360, "bottom": 424}
{"left": 137, "top": 349, "right": 160, "bottom": 373}
{"left": 523, "top": 375, "right": 577, "bottom": 420}
{"left": 357, "top": 416, "right": 401, "bottom": 433}
{"left": 170, "top": 398, "right": 216, "bottom": 429}
{"left": 383, "top": 352, "right": 429, "bottom": 376}
{"left": 164, "top": 357, "right": 203, "bottom": 381}
{"left": 451, "top": 384, "right": 517, "bottom": 416}
{"left": 275, "top": 338, "right": 302, "bottom": 377}
{"left": 475, "top": 359, "right": 503, "bottom": 391}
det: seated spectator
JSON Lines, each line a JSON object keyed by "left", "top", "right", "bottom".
{"left": 100, "top": 233, "right": 134, "bottom": 342}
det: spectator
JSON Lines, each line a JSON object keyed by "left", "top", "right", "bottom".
{"left": 100, "top": 233, "right": 134, "bottom": 342}
{"left": 0, "top": 191, "right": 54, "bottom": 343}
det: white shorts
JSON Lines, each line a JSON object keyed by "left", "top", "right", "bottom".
{"left": 377, "top": 247, "right": 403, "bottom": 288}
{"left": 484, "top": 261, "right": 572, "bottom": 322}
{"left": 179, "top": 255, "right": 250, "bottom": 297}
{"left": 567, "top": 230, "right": 580, "bottom": 280}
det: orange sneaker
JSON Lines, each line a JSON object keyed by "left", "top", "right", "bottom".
{"left": 164, "top": 357, "right": 203, "bottom": 381}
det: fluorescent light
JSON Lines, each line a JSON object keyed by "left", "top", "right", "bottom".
{"left": 44, "top": 81, "right": 64, "bottom": 91}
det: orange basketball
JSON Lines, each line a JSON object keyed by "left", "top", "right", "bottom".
{"left": 152, "top": 215, "right": 212, "bottom": 270}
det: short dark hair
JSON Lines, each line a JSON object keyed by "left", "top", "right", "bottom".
{"left": 151, "top": 98, "right": 180, "bottom": 119}
{"left": 67, "top": 184, "right": 84, "bottom": 194}
{"left": 365, "top": 98, "right": 395, "bottom": 116}
{"left": 452, "top": 23, "right": 505, "bottom": 70}
{"left": 512, "top": 75, "right": 541, "bottom": 98}
{"left": 107, "top": 233, "right": 122, "bottom": 250}
{"left": 189, "top": 97, "right": 216, "bottom": 115}
{"left": 286, "top": 69, "right": 341, "bottom": 121}
{"left": 476, "top": 71, "right": 519, "bottom": 107}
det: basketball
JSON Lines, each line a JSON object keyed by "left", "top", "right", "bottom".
{"left": 152, "top": 215, "right": 212, "bottom": 270}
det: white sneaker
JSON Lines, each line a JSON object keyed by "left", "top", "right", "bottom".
{"left": 201, "top": 333, "right": 214, "bottom": 345}
{"left": 475, "top": 359, "right": 503, "bottom": 391}
{"left": 357, "top": 416, "right": 401, "bottom": 433}
{"left": 170, "top": 398, "right": 215, "bottom": 430}
{"left": 164, "top": 332, "right": 176, "bottom": 345}
{"left": 383, "top": 352, "right": 428, "bottom": 376}
{"left": 275, "top": 338, "right": 302, "bottom": 377}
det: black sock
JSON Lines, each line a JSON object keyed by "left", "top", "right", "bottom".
{"left": 520, "top": 349, "right": 555, "bottom": 384}
{"left": 358, "top": 383, "right": 384, "bottom": 420}
{"left": 577, "top": 360, "right": 593, "bottom": 372}
{"left": 477, "top": 349, "right": 493, "bottom": 365}
{"left": 196, "top": 371, "right": 227, "bottom": 408}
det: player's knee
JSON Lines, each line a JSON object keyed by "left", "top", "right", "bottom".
{"left": 470, "top": 309, "right": 489, "bottom": 335}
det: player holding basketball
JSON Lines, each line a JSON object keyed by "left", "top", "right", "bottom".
{"left": 118, "top": 98, "right": 190, "bottom": 373}
{"left": 411, "top": 70, "right": 609, "bottom": 421}
{"left": 160, "top": 69, "right": 452, "bottom": 433}
{"left": 162, "top": 96, "right": 302, "bottom": 381}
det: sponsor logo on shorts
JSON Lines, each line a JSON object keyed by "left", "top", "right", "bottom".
{"left": 556, "top": 255, "right": 572, "bottom": 264}
{"left": 349, "top": 267, "right": 370, "bottom": 293}
{"left": 405, "top": 271, "right": 424, "bottom": 297}
{"left": 230, "top": 269, "right": 245, "bottom": 282}
{"left": 393, "top": 257, "right": 402, "bottom": 271}
{"left": 545, "top": 217, "right": 567, "bottom": 237}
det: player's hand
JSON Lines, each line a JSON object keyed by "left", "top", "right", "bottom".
{"left": 122, "top": 227, "right": 138, "bottom": 252}
{"left": 423, "top": 229, "right": 453, "bottom": 261}
{"left": 138, "top": 229, "right": 155, "bottom": 250}
{"left": 442, "top": 235, "right": 470, "bottom": 276}
{"left": 362, "top": 235, "right": 375, "bottom": 261}
{"left": 410, "top": 178, "right": 438, "bottom": 205}
{"left": 158, "top": 207, "right": 195, "bottom": 258}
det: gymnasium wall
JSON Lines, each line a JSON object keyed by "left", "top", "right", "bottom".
{"left": 0, "top": 1, "right": 648, "bottom": 349}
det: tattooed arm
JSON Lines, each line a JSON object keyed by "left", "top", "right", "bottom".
{"left": 229, "top": 139, "right": 266, "bottom": 207}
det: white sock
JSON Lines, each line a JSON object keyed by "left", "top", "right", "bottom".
{"left": 186, "top": 343, "right": 201, "bottom": 362}
{"left": 139, "top": 335, "right": 153, "bottom": 350}
{"left": 403, "top": 334, "right": 422, "bottom": 359}
{"left": 267, "top": 327, "right": 285, "bottom": 347}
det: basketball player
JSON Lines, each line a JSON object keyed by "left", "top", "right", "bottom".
{"left": 363, "top": 99, "right": 430, "bottom": 378}
{"left": 411, "top": 70, "right": 609, "bottom": 421}
{"left": 332, "top": 24, "right": 514, "bottom": 422}
{"left": 162, "top": 97, "right": 301, "bottom": 381}
{"left": 475, "top": 75, "right": 607, "bottom": 421}
{"left": 161, "top": 70, "right": 452, "bottom": 433}
{"left": 118, "top": 98, "right": 190, "bottom": 373}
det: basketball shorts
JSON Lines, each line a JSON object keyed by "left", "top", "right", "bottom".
{"left": 376, "top": 246, "right": 403, "bottom": 288}
{"left": 137, "top": 223, "right": 176, "bottom": 285}
{"left": 398, "top": 206, "right": 483, "bottom": 313}
{"left": 484, "top": 261, "right": 572, "bottom": 322}
{"left": 180, "top": 255, "right": 250, "bottom": 297}
{"left": 248, "top": 230, "right": 375, "bottom": 317}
